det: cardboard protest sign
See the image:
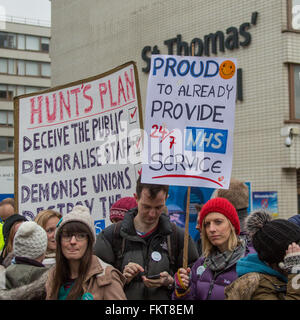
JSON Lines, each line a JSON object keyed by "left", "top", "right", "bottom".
{"left": 0, "top": 166, "right": 14, "bottom": 203}
{"left": 252, "top": 191, "right": 278, "bottom": 218}
{"left": 142, "top": 55, "right": 237, "bottom": 189}
{"left": 14, "top": 61, "right": 142, "bottom": 231}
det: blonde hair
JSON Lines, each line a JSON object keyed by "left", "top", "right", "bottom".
{"left": 201, "top": 216, "right": 238, "bottom": 257}
{"left": 35, "top": 209, "right": 62, "bottom": 229}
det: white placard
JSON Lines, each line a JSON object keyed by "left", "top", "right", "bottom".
{"left": 142, "top": 55, "right": 237, "bottom": 189}
{"left": 16, "top": 62, "right": 142, "bottom": 229}
{"left": 0, "top": 166, "right": 14, "bottom": 194}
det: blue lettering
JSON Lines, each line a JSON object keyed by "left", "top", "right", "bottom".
{"left": 152, "top": 57, "right": 220, "bottom": 78}
{"left": 164, "top": 57, "right": 177, "bottom": 77}
{"left": 190, "top": 61, "right": 204, "bottom": 77}
{"left": 177, "top": 60, "right": 190, "bottom": 76}
{"left": 204, "top": 60, "right": 219, "bottom": 77}
{"left": 185, "top": 126, "right": 228, "bottom": 154}
{"left": 152, "top": 57, "right": 164, "bottom": 76}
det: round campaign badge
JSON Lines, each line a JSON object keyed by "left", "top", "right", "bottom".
{"left": 82, "top": 292, "right": 94, "bottom": 300}
{"left": 151, "top": 251, "right": 162, "bottom": 262}
{"left": 196, "top": 265, "right": 206, "bottom": 276}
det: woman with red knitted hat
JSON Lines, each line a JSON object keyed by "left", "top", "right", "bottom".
{"left": 173, "top": 197, "right": 254, "bottom": 300}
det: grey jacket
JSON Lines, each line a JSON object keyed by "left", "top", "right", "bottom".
{"left": 5, "top": 258, "right": 48, "bottom": 289}
{"left": 94, "top": 209, "right": 199, "bottom": 300}
{"left": 0, "top": 269, "right": 49, "bottom": 300}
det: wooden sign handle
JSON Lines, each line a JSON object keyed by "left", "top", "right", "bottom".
{"left": 182, "top": 43, "right": 194, "bottom": 269}
{"left": 182, "top": 186, "right": 191, "bottom": 269}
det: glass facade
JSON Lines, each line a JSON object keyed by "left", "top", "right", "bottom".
{"left": 0, "top": 31, "right": 50, "bottom": 52}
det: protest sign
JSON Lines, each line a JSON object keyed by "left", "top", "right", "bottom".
{"left": 142, "top": 55, "right": 237, "bottom": 189}
{"left": 14, "top": 61, "right": 143, "bottom": 230}
{"left": 166, "top": 185, "right": 215, "bottom": 240}
{"left": 0, "top": 166, "right": 14, "bottom": 203}
{"left": 252, "top": 191, "right": 278, "bottom": 218}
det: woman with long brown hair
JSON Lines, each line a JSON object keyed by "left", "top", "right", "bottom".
{"left": 45, "top": 205, "right": 126, "bottom": 300}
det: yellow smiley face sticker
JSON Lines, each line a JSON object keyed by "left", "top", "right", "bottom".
{"left": 219, "top": 60, "right": 236, "bottom": 79}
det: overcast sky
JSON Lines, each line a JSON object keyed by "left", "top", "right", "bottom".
{"left": 0, "top": 0, "right": 51, "bottom": 22}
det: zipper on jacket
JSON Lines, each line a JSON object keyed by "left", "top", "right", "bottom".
{"left": 206, "top": 271, "right": 219, "bottom": 300}
{"left": 206, "top": 279, "right": 215, "bottom": 300}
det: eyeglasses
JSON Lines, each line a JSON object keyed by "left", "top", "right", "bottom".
{"left": 61, "top": 232, "right": 88, "bottom": 242}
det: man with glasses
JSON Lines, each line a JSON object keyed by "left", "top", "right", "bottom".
{"left": 94, "top": 176, "right": 199, "bottom": 300}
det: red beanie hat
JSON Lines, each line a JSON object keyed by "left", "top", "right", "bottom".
{"left": 199, "top": 197, "right": 240, "bottom": 235}
{"left": 110, "top": 197, "right": 137, "bottom": 222}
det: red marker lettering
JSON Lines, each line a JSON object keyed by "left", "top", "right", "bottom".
{"left": 46, "top": 93, "right": 57, "bottom": 123}
{"left": 83, "top": 84, "right": 93, "bottom": 113}
{"left": 108, "top": 80, "right": 117, "bottom": 107}
{"left": 99, "top": 82, "right": 107, "bottom": 110}
{"left": 30, "top": 96, "right": 42, "bottom": 124}
{"left": 118, "top": 75, "right": 127, "bottom": 105}
{"left": 125, "top": 69, "right": 135, "bottom": 100}
{"left": 59, "top": 90, "right": 71, "bottom": 120}
{"left": 70, "top": 87, "right": 81, "bottom": 117}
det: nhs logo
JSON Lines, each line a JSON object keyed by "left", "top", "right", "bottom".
{"left": 94, "top": 220, "right": 106, "bottom": 235}
{"left": 185, "top": 127, "right": 228, "bottom": 154}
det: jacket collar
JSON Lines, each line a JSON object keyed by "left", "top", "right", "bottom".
{"left": 84, "top": 255, "right": 104, "bottom": 282}
{"left": 14, "top": 256, "right": 45, "bottom": 268}
{"left": 236, "top": 253, "right": 287, "bottom": 283}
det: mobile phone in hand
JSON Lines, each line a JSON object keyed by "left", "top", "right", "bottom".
{"left": 147, "top": 274, "right": 161, "bottom": 279}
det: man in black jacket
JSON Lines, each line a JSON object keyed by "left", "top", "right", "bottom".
{"left": 94, "top": 176, "right": 199, "bottom": 300}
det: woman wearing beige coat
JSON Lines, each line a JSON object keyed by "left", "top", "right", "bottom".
{"left": 45, "top": 205, "right": 126, "bottom": 300}
{"left": 225, "top": 210, "right": 300, "bottom": 300}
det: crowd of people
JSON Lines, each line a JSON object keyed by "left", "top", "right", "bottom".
{"left": 0, "top": 175, "right": 299, "bottom": 300}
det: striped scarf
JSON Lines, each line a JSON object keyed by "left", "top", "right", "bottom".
{"left": 204, "top": 240, "right": 246, "bottom": 272}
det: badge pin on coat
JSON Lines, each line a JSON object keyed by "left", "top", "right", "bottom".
{"left": 151, "top": 251, "right": 162, "bottom": 262}
{"left": 196, "top": 265, "right": 206, "bottom": 276}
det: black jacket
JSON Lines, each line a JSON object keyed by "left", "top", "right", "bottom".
{"left": 94, "top": 209, "right": 199, "bottom": 300}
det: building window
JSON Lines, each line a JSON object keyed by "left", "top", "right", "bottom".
{"left": 0, "top": 32, "right": 17, "bottom": 49}
{"left": 0, "top": 111, "right": 13, "bottom": 127}
{"left": 0, "top": 58, "right": 50, "bottom": 78}
{"left": 289, "top": 64, "right": 300, "bottom": 120}
{"left": 17, "top": 34, "right": 25, "bottom": 50}
{"left": 25, "top": 35, "right": 40, "bottom": 51}
{"left": 26, "top": 61, "right": 39, "bottom": 76}
{"left": 288, "top": 0, "right": 300, "bottom": 31}
{"left": 41, "top": 63, "right": 51, "bottom": 77}
{"left": 0, "top": 31, "right": 49, "bottom": 52}
{"left": 0, "top": 84, "right": 13, "bottom": 100}
{"left": 17, "top": 60, "right": 25, "bottom": 75}
{"left": 0, "top": 84, "right": 45, "bottom": 100}
{"left": 41, "top": 37, "right": 49, "bottom": 52}
{"left": 24, "top": 86, "right": 40, "bottom": 94}
{"left": 0, "top": 137, "right": 13, "bottom": 153}
{"left": 0, "top": 58, "right": 7, "bottom": 73}
{"left": 16, "top": 86, "right": 25, "bottom": 96}
{"left": 8, "top": 59, "right": 16, "bottom": 75}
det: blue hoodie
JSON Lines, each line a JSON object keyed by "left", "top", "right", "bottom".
{"left": 236, "top": 253, "right": 287, "bottom": 283}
